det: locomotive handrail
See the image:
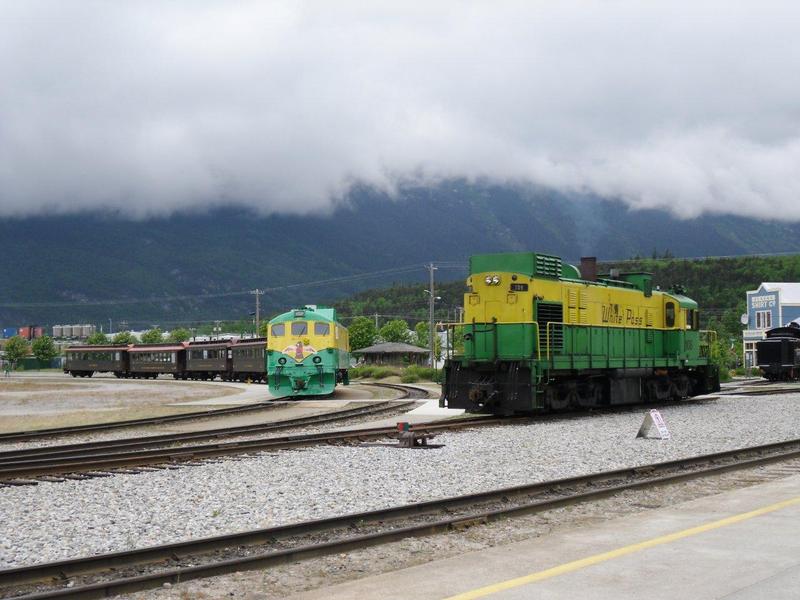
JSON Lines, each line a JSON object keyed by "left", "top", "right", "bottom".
{"left": 699, "top": 329, "right": 717, "bottom": 358}
{"left": 545, "top": 321, "right": 695, "bottom": 365}
{"left": 439, "top": 321, "right": 540, "bottom": 360}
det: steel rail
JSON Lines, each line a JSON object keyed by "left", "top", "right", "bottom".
{"left": 0, "top": 382, "right": 416, "bottom": 443}
{"left": 0, "top": 416, "right": 495, "bottom": 480}
{"left": 0, "top": 401, "right": 290, "bottom": 443}
{"left": 4, "top": 438, "right": 800, "bottom": 599}
{"left": 0, "top": 397, "right": 424, "bottom": 463}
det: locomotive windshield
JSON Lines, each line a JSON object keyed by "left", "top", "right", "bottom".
{"left": 271, "top": 323, "right": 285, "bottom": 336}
{"left": 314, "top": 322, "right": 330, "bottom": 335}
{"left": 291, "top": 322, "right": 308, "bottom": 336}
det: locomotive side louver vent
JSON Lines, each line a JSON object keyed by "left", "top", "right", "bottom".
{"left": 537, "top": 302, "right": 563, "bottom": 353}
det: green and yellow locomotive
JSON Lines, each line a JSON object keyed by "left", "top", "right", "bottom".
{"left": 266, "top": 305, "right": 350, "bottom": 397}
{"left": 441, "top": 252, "right": 720, "bottom": 414}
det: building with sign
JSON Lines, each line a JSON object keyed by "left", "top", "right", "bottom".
{"left": 742, "top": 282, "right": 800, "bottom": 367}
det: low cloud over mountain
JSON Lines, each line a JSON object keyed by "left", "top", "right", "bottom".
{"left": 2, "top": 2, "right": 799, "bottom": 219}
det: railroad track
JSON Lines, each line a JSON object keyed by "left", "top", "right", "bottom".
{"left": 0, "top": 416, "right": 495, "bottom": 484}
{"left": 4, "top": 438, "right": 800, "bottom": 599}
{"left": 0, "top": 381, "right": 416, "bottom": 444}
{"left": 0, "top": 384, "right": 439, "bottom": 483}
{"left": 717, "top": 382, "right": 800, "bottom": 396}
{"left": 0, "top": 400, "right": 291, "bottom": 444}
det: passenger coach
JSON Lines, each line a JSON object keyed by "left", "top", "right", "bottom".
{"left": 128, "top": 343, "right": 187, "bottom": 379}
{"left": 64, "top": 345, "right": 129, "bottom": 377}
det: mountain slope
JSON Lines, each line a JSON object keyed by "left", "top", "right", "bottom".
{"left": 2, "top": 181, "right": 800, "bottom": 327}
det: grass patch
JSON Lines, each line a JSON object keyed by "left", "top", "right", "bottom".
{"left": 351, "top": 364, "right": 442, "bottom": 383}
{"left": 350, "top": 365, "right": 401, "bottom": 380}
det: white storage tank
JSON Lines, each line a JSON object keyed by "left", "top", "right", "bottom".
{"left": 82, "top": 324, "right": 95, "bottom": 338}
{"left": 61, "top": 325, "right": 73, "bottom": 338}
{"left": 52, "top": 325, "right": 63, "bottom": 338}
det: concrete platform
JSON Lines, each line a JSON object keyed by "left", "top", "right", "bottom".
{"left": 291, "top": 475, "right": 800, "bottom": 600}
{"left": 407, "top": 399, "right": 465, "bottom": 417}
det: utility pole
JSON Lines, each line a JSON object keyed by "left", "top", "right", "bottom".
{"left": 374, "top": 313, "right": 379, "bottom": 328}
{"left": 428, "top": 263, "right": 437, "bottom": 368}
{"left": 251, "top": 289, "right": 264, "bottom": 333}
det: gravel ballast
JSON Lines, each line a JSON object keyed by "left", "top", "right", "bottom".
{"left": 3, "top": 393, "right": 800, "bottom": 568}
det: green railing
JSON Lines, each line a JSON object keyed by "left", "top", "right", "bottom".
{"left": 544, "top": 322, "right": 708, "bottom": 367}
{"left": 441, "top": 321, "right": 541, "bottom": 361}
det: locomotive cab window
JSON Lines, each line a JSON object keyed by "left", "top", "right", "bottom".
{"left": 687, "top": 309, "right": 699, "bottom": 330}
{"left": 271, "top": 323, "right": 285, "bottom": 336}
{"left": 665, "top": 302, "right": 676, "bottom": 328}
{"left": 314, "top": 322, "right": 330, "bottom": 336}
{"left": 291, "top": 322, "right": 308, "bottom": 336}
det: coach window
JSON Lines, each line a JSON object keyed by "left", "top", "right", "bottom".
{"left": 314, "top": 322, "right": 330, "bottom": 336}
{"left": 271, "top": 323, "right": 285, "bottom": 337}
{"left": 665, "top": 302, "right": 676, "bottom": 328}
{"left": 292, "top": 322, "right": 308, "bottom": 336}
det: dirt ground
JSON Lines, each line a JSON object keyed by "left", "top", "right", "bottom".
{"left": 0, "top": 375, "right": 244, "bottom": 432}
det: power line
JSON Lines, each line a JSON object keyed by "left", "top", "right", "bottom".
{"left": 0, "top": 264, "right": 429, "bottom": 308}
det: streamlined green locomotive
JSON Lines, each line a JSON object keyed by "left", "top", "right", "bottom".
{"left": 266, "top": 306, "right": 350, "bottom": 397}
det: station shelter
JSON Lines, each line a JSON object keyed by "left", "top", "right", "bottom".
{"left": 743, "top": 282, "right": 800, "bottom": 367}
{"left": 352, "top": 342, "right": 429, "bottom": 367}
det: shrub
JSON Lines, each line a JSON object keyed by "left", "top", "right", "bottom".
{"left": 349, "top": 365, "right": 400, "bottom": 379}
{"left": 370, "top": 367, "right": 399, "bottom": 379}
{"left": 402, "top": 365, "right": 443, "bottom": 383}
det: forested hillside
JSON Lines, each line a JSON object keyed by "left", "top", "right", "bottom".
{"left": 333, "top": 254, "right": 800, "bottom": 343}
{"left": 3, "top": 181, "right": 800, "bottom": 328}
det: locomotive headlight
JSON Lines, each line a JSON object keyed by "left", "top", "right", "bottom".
{"left": 278, "top": 357, "right": 287, "bottom": 365}
{"left": 492, "top": 275, "right": 500, "bottom": 285}
{"left": 485, "top": 275, "right": 493, "bottom": 285}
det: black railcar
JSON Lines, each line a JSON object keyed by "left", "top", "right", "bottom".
{"left": 64, "top": 345, "right": 130, "bottom": 378}
{"left": 128, "top": 343, "right": 187, "bottom": 379}
{"left": 756, "top": 324, "right": 800, "bottom": 381}
{"left": 231, "top": 337, "right": 267, "bottom": 382}
{"left": 185, "top": 340, "right": 231, "bottom": 380}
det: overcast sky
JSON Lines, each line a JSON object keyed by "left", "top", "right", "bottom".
{"left": 1, "top": 1, "right": 799, "bottom": 220}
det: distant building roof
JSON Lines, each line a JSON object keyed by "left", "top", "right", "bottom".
{"left": 754, "top": 283, "right": 800, "bottom": 304}
{"left": 353, "top": 342, "right": 428, "bottom": 354}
